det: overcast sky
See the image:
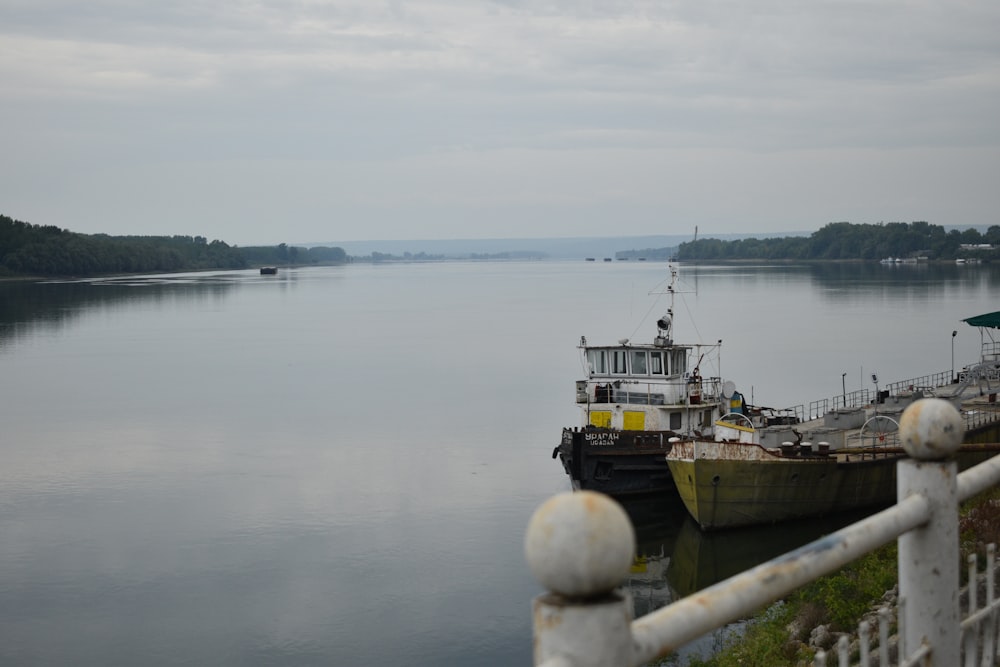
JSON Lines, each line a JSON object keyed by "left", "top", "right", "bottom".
{"left": 2, "top": 1, "right": 998, "bottom": 246}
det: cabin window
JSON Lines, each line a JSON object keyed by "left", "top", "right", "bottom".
{"left": 650, "top": 352, "right": 664, "bottom": 375}
{"left": 611, "top": 349, "right": 628, "bottom": 374}
{"left": 672, "top": 350, "right": 686, "bottom": 375}
{"left": 630, "top": 350, "right": 648, "bottom": 375}
{"left": 669, "top": 412, "right": 682, "bottom": 430}
{"left": 587, "top": 349, "right": 608, "bottom": 374}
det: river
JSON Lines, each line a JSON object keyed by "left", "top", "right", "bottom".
{"left": 0, "top": 260, "right": 996, "bottom": 665}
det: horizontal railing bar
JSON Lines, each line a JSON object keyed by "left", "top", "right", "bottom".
{"left": 537, "top": 658, "right": 574, "bottom": 667}
{"left": 957, "top": 454, "right": 1000, "bottom": 502}
{"left": 630, "top": 493, "right": 932, "bottom": 664}
{"left": 960, "top": 599, "right": 1000, "bottom": 629}
{"left": 897, "top": 643, "right": 932, "bottom": 667}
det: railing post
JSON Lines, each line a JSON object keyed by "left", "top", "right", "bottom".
{"left": 525, "top": 491, "right": 637, "bottom": 666}
{"left": 897, "top": 398, "right": 963, "bottom": 663}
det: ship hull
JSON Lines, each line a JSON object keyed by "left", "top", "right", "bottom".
{"left": 668, "top": 440, "right": 1000, "bottom": 529}
{"left": 556, "top": 428, "right": 678, "bottom": 496}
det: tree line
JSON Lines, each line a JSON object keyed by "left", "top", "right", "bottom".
{"left": 676, "top": 221, "right": 1000, "bottom": 261}
{"left": 0, "top": 214, "right": 346, "bottom": 277}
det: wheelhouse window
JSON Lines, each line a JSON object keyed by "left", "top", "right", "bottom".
{"left": 650, "top": 351, "right": 664, "bottom": 375}
{"left": 587, "top": 349, "right": 608, "bottom": 374}
{"left": 611, "top": 349, "right": 628, "bottom": 374}
{"left": 630, "top": 350, "right": 648, "bottom": 375}
{"left": 671, "top": 350, "right": 687, "bottom": 375}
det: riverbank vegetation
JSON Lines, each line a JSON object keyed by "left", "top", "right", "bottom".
{"left": 676, "top": 221, "right": 999, "bottom": 262}
{"left": 676, "top": 487, "right": 1000, "bottom": 666}
{"left": 0, "top": 214, "right": 346, "bottom": 277}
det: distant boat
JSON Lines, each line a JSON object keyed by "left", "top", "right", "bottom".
{"left": 603, "top": 258, "right": 612, "bottom": 262}
{"left": 260, "top": 267, "right": 278, "bottom": 275}
{"left": 585, "top": 257, "right": 596, "bottom": 262}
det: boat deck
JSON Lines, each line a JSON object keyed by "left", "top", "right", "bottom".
{"left": 747, "top": 381, "right": 1000, "bottom": 460}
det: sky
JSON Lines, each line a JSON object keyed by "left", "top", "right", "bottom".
{"left": 1, "top": 1, "right": 999, "bottom": 247}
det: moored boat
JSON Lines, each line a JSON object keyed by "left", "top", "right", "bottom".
{"left": 666, "top": 310, "right": 1000, "bottom": 529}
{"left": 666, "top": 430, "right": 1000, "bottom": 530}
{"left": 554, "top": 264, "right": 749, "bottom": 496}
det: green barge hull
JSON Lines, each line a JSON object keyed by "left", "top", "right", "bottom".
{"left": 668, "top": 436, "right": 1000, "bottom": 530}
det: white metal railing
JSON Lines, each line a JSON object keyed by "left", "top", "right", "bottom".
{"left": 965, "top": 404, "right": 1000, "bottom": 432}
{"left": 981, "top": 341, "right": 1000, "bottom": 364}
{"left": 526, "top": 398, "right": 1000, "bottom": 666}
{"left": 961, "top": 365, "right": 1000, "bottom": 384}
{"left": 586, "top": 377, "right": 725, "bottom": 407}
{"left": 804, "top": 369, "right": 988, "bottom": 422}
{"left": 884, "top": 371, "right": 953, "bottom": 396}
{"left": 812, "top": 545, "right": 1000, "bottom": 666}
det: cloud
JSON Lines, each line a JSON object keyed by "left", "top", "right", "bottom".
{"left": 1, "top": 0, "right": 999, "bottom": 242}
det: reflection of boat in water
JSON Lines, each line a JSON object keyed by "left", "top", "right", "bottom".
{"left": 617, "top": 496, "right": 684, "bottom": 618}
{"left": 666, "top": 311, "right": 1000, "bottom": 530}
{"left": 616, "top": 496, "right": 871, "bottom": 613}
{"left": 626, "top": 544, "right": 673, "bottom": 618}
{"left": 665, "top": 510, "right": 877, "bottom": 598}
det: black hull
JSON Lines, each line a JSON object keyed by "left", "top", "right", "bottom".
{"left": 556, "top": 427, "right": 678, "bottom": 497}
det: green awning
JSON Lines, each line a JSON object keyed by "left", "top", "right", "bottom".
{"left": 963, "top": 311, "right": 1000, "bottom": 329}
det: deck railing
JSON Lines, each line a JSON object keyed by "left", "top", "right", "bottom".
{"left": 966, "top": 403, "right": 1000, "bottom": 432}
{"left": 884, "top": 371, "right": 954, "bottom": 396}
{"left": 804, "top": 370, "right": 962, "bottom": 422}
{"left": 527, "top": 398, "right": 1000, "bottom": 666}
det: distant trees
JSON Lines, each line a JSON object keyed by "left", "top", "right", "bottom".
{"left": 676, "top": 221, "right": 994, "bottom": 261}
{"left": 238, "top": 244, "right": 347, "bottom": 266}
{"left": 0, "top": 214, "right": 346, "bottom": 278}
{"left": 306, "top": 246, "right": 348, "bottom": 263}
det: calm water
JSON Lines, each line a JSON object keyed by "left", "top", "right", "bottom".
{"left": 1, "top": 260, "right": 997, "bottom": 665}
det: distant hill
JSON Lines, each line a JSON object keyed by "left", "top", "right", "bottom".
{"left": 307, "top": 232, "right": 810, "bottom": 260}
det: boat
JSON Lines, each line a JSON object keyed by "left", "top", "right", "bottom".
{"left": 554, "top": 264, "right": 740, "bottom": 496}
{"left": 260, "top": 267, "right": 278, "bottom": 275}
{"left": 665, "top": 310, "right": 1000, "bottom": 530}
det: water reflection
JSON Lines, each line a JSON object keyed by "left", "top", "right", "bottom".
{"left": 0, "top": 270, "right": 297, "bottom": 351}
{"left": 807, "top": 262, "right": 1000, "bottom": 304}
{"left": 619, "top": 494, "right": 880, "bottom": 618}
{"left": 680, "top": 261, "right": 1000, "bottom": 303}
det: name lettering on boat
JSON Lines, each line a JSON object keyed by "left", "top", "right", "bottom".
{"left": 585, "top": 432, "right": 620, "bottom": 445}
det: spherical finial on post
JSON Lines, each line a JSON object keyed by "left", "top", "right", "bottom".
{"left": 524, "top": 491, "right": 636, "bottom": 598}
{"left": 899, "top": 398, "right": 964, "bottom": 460}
